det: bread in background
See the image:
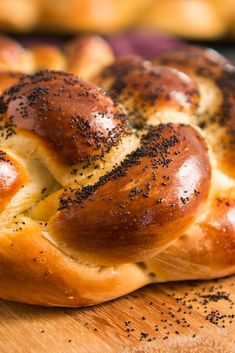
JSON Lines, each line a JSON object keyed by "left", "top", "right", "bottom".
{"left": 40, "top": 0, "right": 150, "bottom": 33}
{"left": 0, "top": 0, "right": 234, "bottom": 39}
{"left": 0, "top": 0, "right": 39, "bottom": 32}
{"left": 140, "top": 0, "right": 229, "bottom": 39}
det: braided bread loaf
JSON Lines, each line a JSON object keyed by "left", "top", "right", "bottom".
{"left": 0, "top": 41, "right": 234, "bottom": 306}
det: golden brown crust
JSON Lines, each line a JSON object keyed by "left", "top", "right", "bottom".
{"left": 154, "top": 46, "right": 235, "bottom": 177}
{"left": 145, "top": 196, "right": 235, "bottom": 281}
{"left": 0, "top": 35, "right": 114, "bottom": 82}
{"left": 28, "top": 36, "right": 114, "bottom": 81}
{"left": 3, "top": 70, "right": 129, "bottom": 166}
{"left": 28, "top": 44, "right": 66, "bottom": 71}
{"left": 0, "top": 218, "right": 148, "bottom": 306}
{"left": 0, "top": 45, "right": 234, "bottom": 307}
{"left": 95, "top": 56, "right": 200, "bottom": 127}
{"left": 154, "top": 46, "right": 229, "bottom": 74}
{"left": 64, "top": 36, "right": 114, "bottom": 80}
{"left": 49, "top": 124, "right": 211, "bottom": 265}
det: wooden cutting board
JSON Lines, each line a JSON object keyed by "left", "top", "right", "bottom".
{"left": 0, "top": 276, "right": 235, "bottom": 353}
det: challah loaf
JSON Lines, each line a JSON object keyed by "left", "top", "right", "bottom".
{"left": 0, "top": 41, "right": 234, "bottom": 306}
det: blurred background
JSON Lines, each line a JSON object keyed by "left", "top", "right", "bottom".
{"left": 0, "top": 0, "right": 235, "bottom": 60}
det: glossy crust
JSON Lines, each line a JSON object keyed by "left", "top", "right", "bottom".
{"left": 50, "top": 124, "right": 210, "bottom": 265}
{"left": 153, "top": 46, "right": 235, "bottom": 177}
{"left": 3, "top": 71, "right": 128, "bottom": 166}
{"left": 95, "top": 56, "right": 199, "bottom": 127}
{"left": 0, "top": 45, "right": 234, "bottom": 307}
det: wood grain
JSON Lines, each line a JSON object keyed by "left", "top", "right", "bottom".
{"left": 0, "top": 276, "right": 234, "bottom": 353}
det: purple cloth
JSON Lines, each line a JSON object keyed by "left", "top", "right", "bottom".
{"left": 106, "top": 30, "right": 183, "bottom": 59}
